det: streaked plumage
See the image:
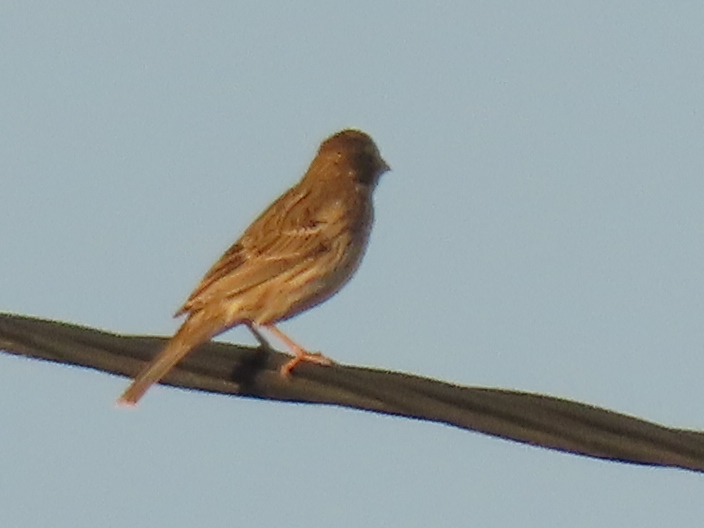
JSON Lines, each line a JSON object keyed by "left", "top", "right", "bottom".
{"left": 118, "top": 129, "right": 389, "bottom": 405}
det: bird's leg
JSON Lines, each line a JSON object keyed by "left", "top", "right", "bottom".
{"left": 260, "top": 323, "right": 335, "bottom": 376}
{"left": 247, "top": 323, "right": 274, "bottom": 351}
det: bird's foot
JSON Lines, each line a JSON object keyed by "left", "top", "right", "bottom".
{"left": 280, "top": 351, "right": 335, "bottom": 377}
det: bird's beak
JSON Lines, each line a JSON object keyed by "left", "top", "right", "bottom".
{"left": 380, "top": 158, "right": 391, "bottom": 173}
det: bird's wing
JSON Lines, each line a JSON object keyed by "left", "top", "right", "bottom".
{"left": 175, "top": 186, "right": 347, "bottom": 316}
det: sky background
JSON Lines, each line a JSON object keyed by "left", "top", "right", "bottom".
{"left": 2, "top": 2, "right": 704, "bottom": 526}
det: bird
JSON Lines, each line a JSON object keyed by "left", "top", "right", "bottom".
{"left": 117, "top": 129, "right": 390, "bottom": 405}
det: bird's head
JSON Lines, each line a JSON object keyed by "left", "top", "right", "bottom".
{"left": 317, "top": 129, "right": 390, "bottom": 188}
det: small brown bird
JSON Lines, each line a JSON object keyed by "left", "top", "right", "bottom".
{"left": 118, "top": 129, "right": 390, "bottom": 405}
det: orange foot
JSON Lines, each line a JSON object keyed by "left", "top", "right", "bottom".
{"left": 259, "top": 323, "right": 336, "bottom": 377}
{"left": 280, "top": 351, "right": 335, "bottom": 377}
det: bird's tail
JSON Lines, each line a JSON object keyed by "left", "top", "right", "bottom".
{"left": 117, "top": 311, "right": 225, "bottom": 406}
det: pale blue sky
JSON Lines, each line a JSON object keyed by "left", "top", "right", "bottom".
{"left": 2, "top": 2, "right": 704, "bottom": 527}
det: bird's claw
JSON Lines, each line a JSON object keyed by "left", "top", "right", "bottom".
{"left": 280, "top": 351, "right": 335, "bottom": 377}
